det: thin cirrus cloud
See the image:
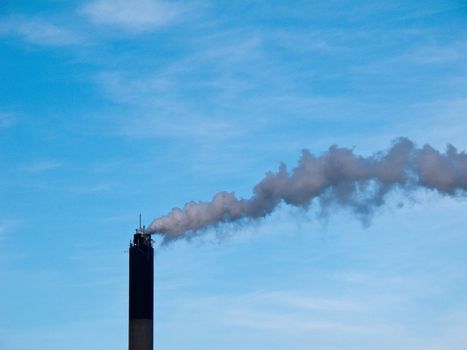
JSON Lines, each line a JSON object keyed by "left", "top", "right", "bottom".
{"left": 81, "top": 0, "right": 184, "bottom": 32}
{"left": 20, "top": 160, "right": 62, "bottom": 173}
{"left": 0, "top": 223, "right": 7, "bottom": 240}
{"left": 0, "top": 220, "right": 20, "bottom": 240}
{"left": 0, "top": 16, "right": 82, "bottom": 46}
{"left": 0, "top": 113, "right": 15, "bottom": 129}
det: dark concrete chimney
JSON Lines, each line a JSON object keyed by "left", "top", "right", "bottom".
{"left": 129, "top": 227, "right": 154, "bottom": 350}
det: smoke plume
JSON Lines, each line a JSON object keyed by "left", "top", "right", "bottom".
{"left": 147, "top": 138, "right": 467, "bottom": 242}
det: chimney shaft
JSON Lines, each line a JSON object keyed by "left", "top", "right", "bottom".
{"left": 129, "top": 231, "right": 154, "bottom": 350}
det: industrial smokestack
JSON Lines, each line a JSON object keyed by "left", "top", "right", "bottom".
{"left": 147, "top": 138, "right": 467, "bottom": 243}
{"left": 129, "top": 223, "right": 154, "bottom": 350}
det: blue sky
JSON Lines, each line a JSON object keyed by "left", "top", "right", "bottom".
{"left": 1, "top": 1, "right": 467, "bottom": 349}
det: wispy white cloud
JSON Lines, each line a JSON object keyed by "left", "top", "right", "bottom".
{"left": 91, "top": 29, "right": 276, "bottom": 142}
{"left": 68, "top": 181, "right": 115, "bottom": 194}
{"left": 0, "top": 223, "right": 7, "bottom": 240}
{"left": 81, "top": 0, "right": 184, "bottom": 32}
{"left": 351, "top": 38, "right": 467, "bottom": 77}
{"left": 229, "top": 310, "right": 365, "bottom": 333}
{"left": 0, "top": 219, "right": 21, "bottom": 240}
{"left": 258, "top": 291, "right": 365, "bottom": 312}
{"left": 95, "top": 70, "right": 246, "bottom": 140}
{"left": 407, "top": 43, "right": 466, "bottom": 65}
{"left": 0, "top": 16, "right": 82, "bottom": 46}
{"left": 0, "top": 112, "right": 15, "bottom": 129}
{"left": 19, "top": 160, "right": 62, "bottom": 173}
{"left": 169, "top": 290, "right": 369, "bottom": 330}
{"left": 157, "top": 269, "right": 467, "bottom": 348}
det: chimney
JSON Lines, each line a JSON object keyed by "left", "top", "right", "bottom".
{"left": 129, "top": 223, "right": 154, "bottom": 350}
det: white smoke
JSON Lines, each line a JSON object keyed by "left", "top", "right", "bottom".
{"left": 147, "top": 138, "right": 467, "bottom": 242}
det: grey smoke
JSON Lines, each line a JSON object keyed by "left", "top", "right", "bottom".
{"left": 147, "top": 138, "right": 467, "bottom": 242}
